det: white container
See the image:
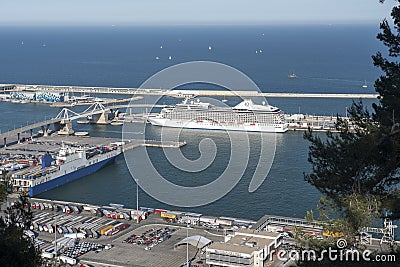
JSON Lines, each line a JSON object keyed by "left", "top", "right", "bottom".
{"left": 41, "top": 251, "right": 54, "bottom": 259}
{"left": 59, "top": 255, "right": 76, "bottom": 265}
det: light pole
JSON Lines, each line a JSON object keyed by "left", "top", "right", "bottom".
{"left": 53, "top": 200, "right": 57, "bottom": 258}
{"left": 135, "top": 178, "right": 139, "bottom": 223}
{"left": 186, "top": 221, "right": 189, "bottom": 267}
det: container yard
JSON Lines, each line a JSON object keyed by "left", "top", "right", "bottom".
{"left": 1, "top": 196, "right": 397, "bottom": 266}
{"left": 0, "top": 198, "right": 228, "bottom": 266}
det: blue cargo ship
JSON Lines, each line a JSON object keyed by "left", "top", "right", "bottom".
{"left": 11, "top": 144, "right": 122, "bottom": 196}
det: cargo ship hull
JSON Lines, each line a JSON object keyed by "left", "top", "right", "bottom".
{"left": 29, "top": 156, "right": 116, "bottom": 196}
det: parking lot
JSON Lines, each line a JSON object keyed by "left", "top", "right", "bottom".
{"left": 78, "top": 224, "right": 223, "bottom": 267}
{"left": 123, "top": 226, "right": 175, "bottom": 250}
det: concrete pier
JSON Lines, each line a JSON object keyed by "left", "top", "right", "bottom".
{"left": 4, "top": 83, "right": 378, "bottom": 99}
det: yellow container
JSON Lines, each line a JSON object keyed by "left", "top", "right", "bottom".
{"left": 322, "top": 231, "right": 344, "bottom": 238}
{"left": 161, "top": 212, "right": 176, "bottom": 219}
{"left": 100, "top": 225, "right": 113, "bottom": 235}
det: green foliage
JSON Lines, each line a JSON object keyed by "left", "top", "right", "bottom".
{"left": 0, "top": 171, "right": 10, "bottom": 203}
{"left": 299, "top": 2, "right": 400, "bottom": 265}
{"left": 304, "top": 1, "right": 400, "bottom": 222}
{"left": 295, "top": 196, "right": 399, "bottom": 266}
{"left": 0, "top": 224, "right": 42, "bottom": 267}
{"left": 0, "top": 182, "right": 42, "bottom": 266}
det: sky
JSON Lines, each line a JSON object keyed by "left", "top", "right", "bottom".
{"left": 0, "top": 0, "right": 397, "bottom": 26}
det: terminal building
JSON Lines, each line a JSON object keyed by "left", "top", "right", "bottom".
{"left": 205, "top": 229, "right": 283, "bottom": 267}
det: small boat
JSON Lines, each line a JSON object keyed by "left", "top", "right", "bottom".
{"left": 208, "top": 46, "right": 212, "bottom": 50}
{"left": 74, "top": 131, "right": 89, "bottom": 136}
{"left": 110, "top": 121, "right": 124, "bottom": 126}
{"left": 77, "top": 120, "right": 90, "bottom": 124}
{"left": 288, "top": 72, "right": 297, "bottom": 79}
{"left": 362, "top": 80, "right": 368, "bottom": 88}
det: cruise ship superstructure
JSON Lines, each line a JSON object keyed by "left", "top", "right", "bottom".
{"left": 11, "top": 143, "right": 122, "bottom": 196}
{"left": 148, "top": 98, "right": 288, "bottom": 133}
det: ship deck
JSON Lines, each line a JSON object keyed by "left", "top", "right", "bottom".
{"left": 1, "top": 135, "right": 185, "bottom": 157}
{"left": 1, "top": 135, "right": 185, "bottom": 194}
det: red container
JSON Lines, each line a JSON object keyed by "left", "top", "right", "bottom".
{"left": 154, "top": 209, "right": 168, "bottom": 215}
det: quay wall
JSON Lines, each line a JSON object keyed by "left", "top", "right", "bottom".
{"left": 3, "top": 84, "right": 378, "bottom": 99}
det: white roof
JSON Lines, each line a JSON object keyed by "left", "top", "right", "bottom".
{"left": 175, "top": 235, "right": 212, "bottom": 249}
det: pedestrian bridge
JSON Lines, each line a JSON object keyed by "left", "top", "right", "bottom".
{"left": 0, "top": 101, "right": 154, "bottom": 148}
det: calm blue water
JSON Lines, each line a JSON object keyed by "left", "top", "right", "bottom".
{"left": 0, "top": 25, "right": 386, "bottom": 222}
{"left": 0, "top": 25, "right": 383, "bottom": 93}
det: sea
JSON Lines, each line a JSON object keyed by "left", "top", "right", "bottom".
{"left": 0, "top": 25, "right": 387, "bottom": 222}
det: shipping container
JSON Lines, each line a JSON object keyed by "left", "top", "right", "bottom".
{"left": 115, "top": 223, "right": 129, "bottom": 231}
{"left": 161, "top": 212, "right": 177, "bottom": 219}
{"left": 216, "top": 219, "right": 233, "bottom": 226}
{"left": 123, "top": 212, "right": 131, "bottom": 220}
{"left": 59, "top": 256, "right": 77, "bottom": 265}
{"left": 41, "top": 251, "right": 54, "bottom": 259}
{"left": 102, "top": 209, "right": 111, "bottom": 218}
{"left": 155, "top": 209, "right": 168, "bottom": 215}
{"left": 90, "top": 229, "right": 99, "bottom": 239}
{"left": 104, "top": 228, "right": 114, "bottom": 236}
{"left": 322, "top": 231, "right": 343, "bottom": 237}
{"left": 140, "top": 207, "right": 155, "bottom": 213}
{"left": 199, "top": 216, "right": 217, "bottom": 224}
{"left": 265, "top": 225, "right": 284, "bottom": 232}
{"left": 100, "top": 225, "right": 113, "bottom": 235}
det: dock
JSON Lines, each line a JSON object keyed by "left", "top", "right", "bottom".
{"left": 122, "top": 140, "right": 186, "bottom": 152}
{"left": 0, "top": 135, "right": 185, "bottom": 154}
{"left": 2, "top": 83, "right": 378, "bottom": 99}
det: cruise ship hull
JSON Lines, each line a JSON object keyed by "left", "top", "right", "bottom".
{"left": 148, "top": 117, "right": 288, "bottom": 133}
{"left": 29, "top": 156, "right": 116, "bottom": 197}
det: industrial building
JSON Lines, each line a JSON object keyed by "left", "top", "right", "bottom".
{"left": 206, "top": 229, "right": 283, "bottom": 267}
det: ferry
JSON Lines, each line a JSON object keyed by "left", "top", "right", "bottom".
{"left": 11, "top": 143, "right": 122, "bottom": 196}
{"left": 147, "top": 98, "right": 288, "bottom": 133}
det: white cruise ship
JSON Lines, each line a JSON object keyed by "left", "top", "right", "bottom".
{"left": 147, "top": 98, "right": 288, "bottom": 133}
